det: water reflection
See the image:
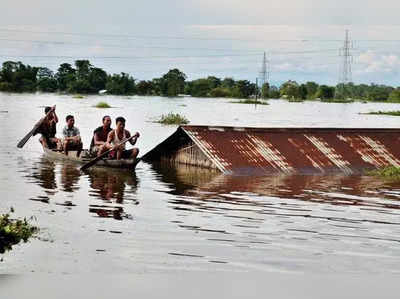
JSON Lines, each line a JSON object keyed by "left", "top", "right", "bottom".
{"left": 60, "top": 163, "right": 81, "bottom": 192}
{"left": 25, "top": 157, "right": 57, "bottom": 191}
{"left": 88, "top": 168, "right": 139, "bottom": 220}
{"left": 153, "top": 162, "right": 400, "bottom": 210}
{"left": 88, "top": 168, "right": 139, "bottom": 203}
{"left": 24, "top": 156, "right": 140, "bottom": 220}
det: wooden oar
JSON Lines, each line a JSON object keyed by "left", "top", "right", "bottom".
{"left": 80, "top": 135, "right": 136, "bottom": 171}
{"left": 17, "top": 107, "right": 54, "bottom": 148}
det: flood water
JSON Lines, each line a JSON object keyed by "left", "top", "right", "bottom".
{"left": 1, "top": 92, "right": 400, "bottom": 274}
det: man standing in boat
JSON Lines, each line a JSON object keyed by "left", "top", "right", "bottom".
{"left": 36, "top": 106, "right": 62, "bottom": 150}
{"left": 90, "top": 115, "right": 112, "bottom": 156}
{"left": 100, "top": 116, "right": 140, "bottom": 160}
{"left": 62, "top": 115, "right": 83, "bottom": 156}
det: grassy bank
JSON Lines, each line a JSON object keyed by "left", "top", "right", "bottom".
{"left": 0, "top": 213, "right": 38, "bottom": 254}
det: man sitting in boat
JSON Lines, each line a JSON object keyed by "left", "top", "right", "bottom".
{"left": 90, "top": 115, "right": 112, "bottom": 156}
{"left": 99, "top": 116, "right": 140, "bottom": 160}
{"left": 62, "top": 115, "right": 83, "bottom": 155}
{"left": 35, "top": 106, "right": 62, "bottom": 150}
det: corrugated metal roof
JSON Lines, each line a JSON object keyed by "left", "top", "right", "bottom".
{"left": 142, "top": 125, "right": 400, "bottom": 174}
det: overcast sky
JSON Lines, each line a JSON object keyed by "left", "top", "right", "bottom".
{"left": 1, "top": 0, "right": 400, "bottom": 86}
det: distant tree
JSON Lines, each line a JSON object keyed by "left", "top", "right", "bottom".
{"left": 209, "top": 87, "right": 231, "bottom": 98}
{"left": 190, "top": 79, "right": 211, "bottom": 97}
{"left": 75, "top": 60, "right": 92, "bottom": 80}
{"left": 136, "top": 80, "right": 153, "bottom": 95}
{"left": 268, "top": 85, "right": 280, "bottom": 99}
{"left": 36, "top": 67, "right": 58, "bottom": 92}
{"left": 261, "top": 82, "right": 270, "bottom": 99}
{"left": 299, "top": 84, "right": 308, "bottom": 100}
{"left": 280, "top": 80, "right": 300, "bottom": 99}
{"left": 388, "top": 88, "right": 400, "bottom": 103}
{"left": 88, "top": 67, "right": 107, "bottom": 92}
{"left": 315, "top": 85, "right": 335, "bottom": 100}
{"left": 0, "top": 61, "right": 38, "bottom": 92}
{"left": 105, "top": 72, "right": 136, "bottom": 95}
{"left": 232, "top": 80, "right": 255, "bottom": 99}
{"left": 56, "top": 63, "right": 76, "bottom": 91}
{"left": 160, "top": 69, "right": 186, "bottom": 97}
{"left": 305, "top": 81, "right": 318, "bottom": 99}
{"left": 207, "top": 76, "right": 221, "bottom": 89}
{"left": 221, "top": 77, "right": 235, "bottom": 89}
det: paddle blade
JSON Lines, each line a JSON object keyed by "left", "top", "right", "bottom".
{"left": 17, "top": 127, "right": 37, "bottom": 148}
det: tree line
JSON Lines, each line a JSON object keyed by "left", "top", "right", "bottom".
{"left": 0, "top": 60, "right": 399, "bottom": 102}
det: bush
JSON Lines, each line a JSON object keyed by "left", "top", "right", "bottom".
{"left": 209, "top": 87, "right": 232, "bottom": 98}
{"left": 156, "top": 113, "right": 189, "bottom": 125}
{"left": 0, "top": 213, "right": 38, "bottom": 254}
{"left": 94, "top": 101, "right": 111, "bottom": 108}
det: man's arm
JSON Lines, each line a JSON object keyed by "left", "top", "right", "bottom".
{"left": 128, "top": 131, "right": 140, "bottom": 145}
{"left": 106, "top": 130, "right": 114, "bottom": 145}
{"left": 94, "top": 131, "right": 105, "bottom": 146}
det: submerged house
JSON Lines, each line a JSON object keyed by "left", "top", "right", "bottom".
{"left": 142, "top": 125, "right": 400, "bottom": 175}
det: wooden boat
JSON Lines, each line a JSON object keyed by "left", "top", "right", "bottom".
{"left": 43, "top": 148, "right": 140, "bottom": 169}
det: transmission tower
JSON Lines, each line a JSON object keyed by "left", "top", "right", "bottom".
{"left": 337, "top": 30, "right": 354, "bottom": 98}
{"left": 258, "top": 51, "right": 269, "bottom": 87}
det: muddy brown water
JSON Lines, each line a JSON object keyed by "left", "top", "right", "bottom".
{"left": 1, "top": 93, "right": 400, "bottom": 274}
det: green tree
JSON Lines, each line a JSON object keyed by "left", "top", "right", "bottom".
{"left": 190, "top": 78, "right": 211, "bottom": 97}
{"left": 305, "top": 81, "right": 318, "bottom": 99}
{"left": 316, "top": 85, "right": 335, "bottom": 100}
{"left": 232, "top": 80, "right": 255, "bottom": 99}
{"left": 56, "top": 63, "right": 76, "bottom": 91}
{"left": 37, "top": 67, "right": 58, "bottom": 92}
{"left": 261, "top": 82, "right": 270, "bottom": 99}
{"left": 88, "top": 67, "right": 107, "bottom": 92}
{"left": 105, "top": 73, "right": 136, "bottom": 95}
{"left": 280, "top": 80, "right": 300, "bottom": 99}
{"left": 388, "top": 88, "right": 400, "bottom": 103}
{"left": 136, "top": 80, "right": 153, "bottom": 95}
{"left": 160, "top": 69, "right": 186, "bottom": 97}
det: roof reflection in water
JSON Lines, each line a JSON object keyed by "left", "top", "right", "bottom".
{"left": 152, "top": 161, "right": 400, "bottom": 210}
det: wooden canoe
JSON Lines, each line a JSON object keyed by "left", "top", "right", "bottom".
{"left": 43, "top": 148, "right": 140, "bottom": 169}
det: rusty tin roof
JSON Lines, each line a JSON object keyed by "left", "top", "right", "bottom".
{"left": 142, "top": 125, "right": 400, "bottom": 174}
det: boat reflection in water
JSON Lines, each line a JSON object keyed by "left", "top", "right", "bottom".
{"left": 152, "top": 161, "right": 400, "bottom": 210}
{"left": 87, "top": 167, "right": 139, "bottom": 220}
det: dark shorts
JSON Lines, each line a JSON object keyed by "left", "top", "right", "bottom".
{"left": 109, "top": 149, "right": 133, "bottom": 159}
{"left": 42, "top": 135, "right": 57, "bottom": 149}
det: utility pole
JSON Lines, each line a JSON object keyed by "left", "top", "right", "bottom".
{"left": 337, "top": 29, "right": 353, "bottom": 98}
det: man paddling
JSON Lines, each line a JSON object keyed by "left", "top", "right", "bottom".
{"left": 99, "top": 117, "right": 140, "bottom": 160}
{"left": 35, "top": 106, "right": 62, "bottom": 149}
{"left": 90, "top": 115, "right": 112, "bottom": 156}
{"left": 62, "top": 115, "right": 83, "bottom": 155}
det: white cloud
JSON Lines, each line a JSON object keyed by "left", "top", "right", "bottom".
{"left": 357, "top": 51, "right": 400, "bottom": 73}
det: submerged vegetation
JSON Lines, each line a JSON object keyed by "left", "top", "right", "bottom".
{"left": 156, "top": 113, "right": 189, "bottom": 125}
{"left": 230, "top": 99, "right": 269, "bottom": 105}
{"left": 367, "top": 167, "right": 400, "bottom": 181}
{"left": 361, "top": 110, "right": 400, "bottom": 116}
{"left": 0, "top": 212, "right": 38, "bottom": 254}
{"left": 94, "top": 101, "right": 111, "bottom": 108}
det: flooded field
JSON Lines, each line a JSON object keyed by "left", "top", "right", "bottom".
{"left": 1, "top": 92, "right": 400, "bottom": 274}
